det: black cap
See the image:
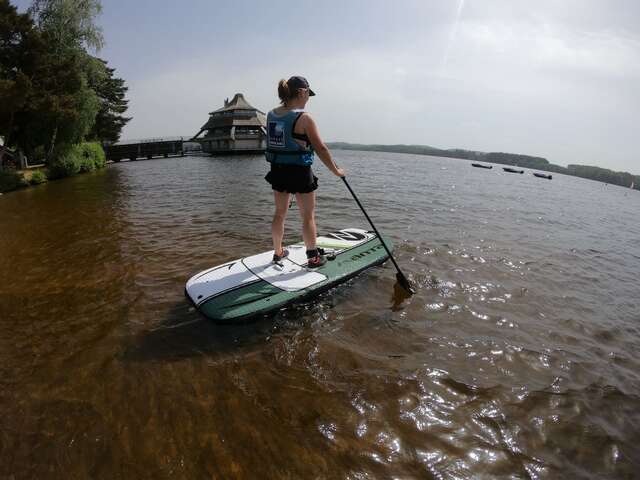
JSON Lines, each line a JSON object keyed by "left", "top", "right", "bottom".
{"left": 288, "top": 76, "right": 315, "bottom": 96}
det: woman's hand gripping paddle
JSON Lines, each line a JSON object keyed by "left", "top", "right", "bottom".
{"left": 341, "top": 176, "right": 415, "bottom": 295}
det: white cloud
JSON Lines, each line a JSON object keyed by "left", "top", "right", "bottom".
{"left": 454, "top": 18, "right": 640, "bottom": 79}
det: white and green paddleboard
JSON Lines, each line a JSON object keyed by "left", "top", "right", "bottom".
{"left": 185, "top": 228, "right": 391, "bottom": 323}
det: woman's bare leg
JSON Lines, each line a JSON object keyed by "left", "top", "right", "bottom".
{"left": 272, "top": 191, "right": 290, "bottom": 255}
{"left": 295, "top": 191, "right": 317, "bottom": 251}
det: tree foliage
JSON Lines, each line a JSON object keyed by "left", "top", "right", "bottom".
{"left": 13, "top": 46, "right": 100, "bottom": 161}
{"left": 0, "top": 0, "right": 37, "bottom": 163}
{"left": 86, "top": 57, "right": 131, "bottom": 144}
{"left": 28, "top": 0, "right": 103, "bottom": 53}
{"left": 0, "top": 0, "right": 130, "bottom": 170}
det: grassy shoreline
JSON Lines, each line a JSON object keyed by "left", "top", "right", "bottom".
{"left": 0, "top": 142, "right": 106, "bottom": 194}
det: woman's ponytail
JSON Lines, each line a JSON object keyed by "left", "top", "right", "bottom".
{"left": 277, "top": 79, "right": 293, "bottom": 105}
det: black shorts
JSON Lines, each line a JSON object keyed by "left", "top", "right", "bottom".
{"left": 265, "top": 163, "right": 318, "bottom": 194}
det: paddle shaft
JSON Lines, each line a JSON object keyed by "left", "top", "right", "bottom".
{"left": 341, "top": 177, "right": 413, "bottom": 290}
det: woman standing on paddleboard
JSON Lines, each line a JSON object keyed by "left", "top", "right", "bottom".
{"left": 265, "top": 76, "right": 345, "bottom": 268}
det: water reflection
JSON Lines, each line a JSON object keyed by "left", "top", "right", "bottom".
{"left": 1, "top": 153, "right": 639, "bottom": 478}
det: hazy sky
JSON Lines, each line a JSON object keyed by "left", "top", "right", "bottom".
{"left": 14, "top": 0, "right": 640, "bottom": 172}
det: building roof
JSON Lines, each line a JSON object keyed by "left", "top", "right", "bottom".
{"left": 192, "top": 93, "right": 267, "bottom": 139}
{"left": 210, "top": 93, "right": 265, "bottom": 115}
{"left": 202, "top": 113, "right": 265, "bottom": 129}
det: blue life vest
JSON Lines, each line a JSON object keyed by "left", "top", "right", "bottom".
{"left": 265, "top": 109, "right": 314, "bottom": 166}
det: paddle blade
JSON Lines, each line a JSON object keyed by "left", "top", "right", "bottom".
{"left": 395, "top": 272, "right": 416, "bottom": 295}
{"left": 392, "top": 278, "right": 413, "bottom": 308}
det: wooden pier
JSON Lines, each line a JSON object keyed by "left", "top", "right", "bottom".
{"left": 104, "top": 137, "right": 186, "bottom": 162}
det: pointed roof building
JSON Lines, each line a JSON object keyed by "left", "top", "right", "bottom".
{"left": 193, "top": 93, "right": 266, "bottom": 155}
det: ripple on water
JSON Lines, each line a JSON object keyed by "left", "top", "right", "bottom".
{"left": 1, "top": 153, "right": 640, "bottom": 478}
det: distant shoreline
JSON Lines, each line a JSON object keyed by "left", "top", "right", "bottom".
{"left": 327, "top": 142, "right": 638, "bottom": 190}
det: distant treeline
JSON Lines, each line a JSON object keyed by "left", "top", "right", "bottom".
{"left": 327, "top": 142, "right": 638, "bottom": 190}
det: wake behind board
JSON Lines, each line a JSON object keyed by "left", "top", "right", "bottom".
{"left": 185, "top": 228, "right": 392, "bottom": 323}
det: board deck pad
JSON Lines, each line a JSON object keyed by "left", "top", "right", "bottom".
{"left": 185, "top": 260, "right": 260, "bottom": 305}
{"left": 242, "top": 248, "right": 326, "bottom": 292}
{"left": 185, "top": 228, "right": 391, "bottom": 322}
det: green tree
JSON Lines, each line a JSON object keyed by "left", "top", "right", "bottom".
{"left": 86, "top": 57, "right": 131, "bottom": 144}
{"left": 28, "top": 0, "right": 103, "bottom": 53}
{"left": 1, "top": 0, "right": 116, "bottom": 171}
{"left": 10, "top": 44, "right": 99, "bottom": 162}
{"left": 0, "top": 0, "right": 37, "bottom": 164}
{"left": 20, "top": 0, "right": 104, "bottom": 161}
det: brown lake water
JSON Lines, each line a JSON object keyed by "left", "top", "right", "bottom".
{"left": 1, "top": 151, "right": 639, "bottom": 479}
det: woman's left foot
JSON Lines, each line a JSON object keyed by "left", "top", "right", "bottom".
{"left": 272, "top": 248, "right": 289, "bottom": 263}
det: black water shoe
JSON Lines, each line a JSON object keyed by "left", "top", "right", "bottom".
{"left": 272, "top": 248, "right": 290, "bottom": 263}
{"left": 306, "top": 249, "right": 326, "bottom": 268}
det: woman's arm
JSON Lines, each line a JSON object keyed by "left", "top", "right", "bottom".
{"left": 302, "top": 114, "right": 345, "bottom": 177}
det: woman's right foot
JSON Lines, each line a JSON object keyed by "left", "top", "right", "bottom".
{"left": 306, "top": 249, "right": 326, "bottom": 268}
